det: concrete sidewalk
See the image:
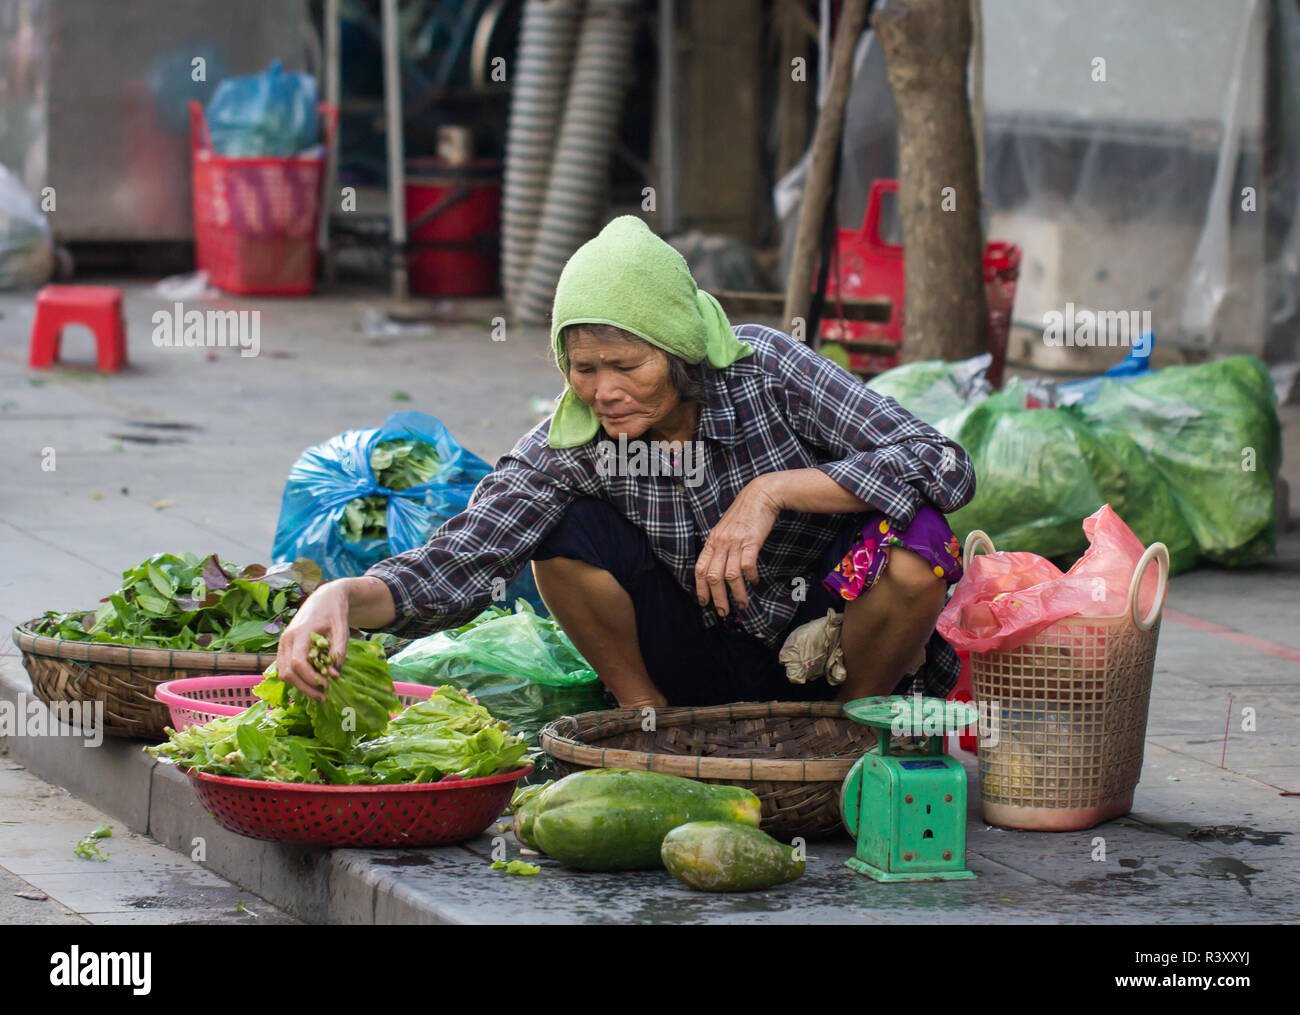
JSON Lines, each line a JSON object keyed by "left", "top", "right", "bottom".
{"left": 0, "top": 746, "right": 295, "bottom": 924}
{"left": 1, "top": 282, "right": 1297, "bottom": 923}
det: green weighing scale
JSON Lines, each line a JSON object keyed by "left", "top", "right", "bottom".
{"left": 840, "top": 695, "right": 980, "bottom": 882}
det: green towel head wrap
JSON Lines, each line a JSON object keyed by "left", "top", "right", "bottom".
{"left": 547, "top": 215, "right": 753, "bottom": 448}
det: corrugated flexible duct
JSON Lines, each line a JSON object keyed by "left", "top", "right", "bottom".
{"left": 501, "top": 0, "right": 585, "bottom": 308}
{"left": 515, "top": 0, "right": 639, "bottom": 323}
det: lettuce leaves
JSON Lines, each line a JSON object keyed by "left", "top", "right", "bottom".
{"left": 303, "top": 636, "right": 399, "bottom": 749}
{"left": 148, "top": 640, "right": 531, "bottom": 785}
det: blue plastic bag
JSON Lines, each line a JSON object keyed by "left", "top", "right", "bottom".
{"left": 273, "top": 411, "right": 496, "bottom": 581}
{"left": 1056, "top": 332, "right": 1155, "bottom": 407}
{"left": 206, "top": 61, "right": 319, "bottom": 156}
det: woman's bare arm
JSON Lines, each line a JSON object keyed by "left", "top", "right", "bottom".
{"left": 758, "top": 467, "right": 872, "bottom": 515}
{"left": 695, "top": 469, "right": 871, "bottom": 615}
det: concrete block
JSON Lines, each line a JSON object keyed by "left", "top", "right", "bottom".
{"left": 1, "top": 668, "right": 155, "bottom": 833}
{"left": 145, "top": 761, "right": 335, "bottom": 924}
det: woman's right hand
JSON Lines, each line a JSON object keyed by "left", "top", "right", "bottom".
{"left": 274, "top": 580, "right": 353, "bottom": 703}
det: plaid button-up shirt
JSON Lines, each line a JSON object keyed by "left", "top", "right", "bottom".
{"left": 368, "top": 325, "right": 976, "bottom": 689}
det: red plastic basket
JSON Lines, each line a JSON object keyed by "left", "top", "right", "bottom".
{"left": 155, "top": 674, "right": 437, "bottom": 732}
{"left": 188, "top": 765, "right": 532, "bottom": 847}
{"left": 189, "top": 100, "right": 337, "bottom": 295}
{"left": 821, "top": 178, "right": 1022, "bottom": 385}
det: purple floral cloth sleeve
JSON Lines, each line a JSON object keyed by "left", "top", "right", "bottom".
{"left": 822, "top": 503, "right": 964, "bottom": 602}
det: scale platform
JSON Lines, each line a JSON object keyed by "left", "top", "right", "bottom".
{"left": 841, "top": 695, "right": 980, "bottom": 883}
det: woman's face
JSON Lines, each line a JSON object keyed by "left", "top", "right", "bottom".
{"left": 566, "top": 330, "right": 680, "bottom": 439}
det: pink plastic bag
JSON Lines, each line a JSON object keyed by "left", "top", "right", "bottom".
{"left": 938, "top": 505, "right": 1160, "bottom": 653}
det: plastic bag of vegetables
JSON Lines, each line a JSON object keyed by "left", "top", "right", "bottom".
{"left": 1077, "top": 356, "right": 1280, "bottom": 568}
{"left": 388, "top": 601, "right": 607, "bottom": 747}
{"left": 271, "top": 411, "right": 541, "bottom": 615}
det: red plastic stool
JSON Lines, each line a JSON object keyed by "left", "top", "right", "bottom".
{"left": 29, "top": 285, "right": 127, "bottom": 372}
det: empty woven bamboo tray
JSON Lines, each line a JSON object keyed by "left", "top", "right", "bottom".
{"left": 12, "top": 621, "right": 277, "bottom": 741}
{"left": 538, "top": 701, "right": 876, "bottom": 839}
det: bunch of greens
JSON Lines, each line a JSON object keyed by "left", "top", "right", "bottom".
{"left": 339, "top": 496, "right": 391, "bottom": 543}
{"left": 337, "top": 439, "right": 443, "bottom": 544}
{"left": 144, "top": 697, "right": 338, "bottom": 782}
{"left": 260, "top": 633, "right": 399, "bottom": 750}
{"left": 31, "top": 553, "right": 323, "bottom": 653}
{"left": 147, "top": 636, "right": 531, "bottom": 785}
{"left": 346, "top": 687, "right": 530, "bottom": 783}
{"left": 371, "top": 438, "right": 442, "bottom": 490}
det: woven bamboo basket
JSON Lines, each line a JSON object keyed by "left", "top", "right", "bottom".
{"left": 11, "top": 621, "right": 277, "bottom": 741}
{"left": 538, "top": 701, "right": 876, "bottom": 839}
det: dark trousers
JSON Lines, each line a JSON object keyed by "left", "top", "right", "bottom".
{"left": 532, "top": 498, "right": 887, "bottom": 706}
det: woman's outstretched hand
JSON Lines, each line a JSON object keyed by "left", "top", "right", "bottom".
{"left": 695, "top": 476, "right": 782, "bottom": 617}
{"left": 274, "top": 580, "right": 351, "bottom": 702}
{"left": 273, "top": 574, "right": 397, "bottom": 702}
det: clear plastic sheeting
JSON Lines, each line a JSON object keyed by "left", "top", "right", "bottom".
{"left": 776, "top": 0, "right": 1300, "bottom": 369}
{"left": 775, "top": 30, "right": 895, "bottom": 285}
{"left": 982, "top": 0, "right": 1276, "bottom": 360}
{"left": 0, "top": 161, "right": 53, "bottom": 290}
{"left": 0, "top": 0, "right": 48, "bottom": 196}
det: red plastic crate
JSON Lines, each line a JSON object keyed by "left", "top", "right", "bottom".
{"left": 821, "top": 179, "right": 1021, "bottom": 385}
{"left": 189, "top": 100, "right": 337, "bottom": 295}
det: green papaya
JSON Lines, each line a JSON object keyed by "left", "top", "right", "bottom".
{"left": 530, "top": 769, "right": 762, "bottom": 871}
{"left": 661, "top": 821, "right": 805, "bottom": 892}
{"left": 510, "top": 780, "right": 553, "bottom": 850}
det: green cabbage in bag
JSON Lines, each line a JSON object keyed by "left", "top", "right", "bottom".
{"left": 1079, "top": 357, "right": 1280, "bottom": 568}
{"left": 1074, "top": 418, "right": 1199, "bottom": 574}
{"left": 937, "top": 382, "right": 1108, "bottom": 563}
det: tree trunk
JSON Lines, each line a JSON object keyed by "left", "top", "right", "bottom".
{"left": 872, "top": 0, "right": 987, "bottom": 363}
{"left": 783, "top": 0, "right": 870, "bottom": 336}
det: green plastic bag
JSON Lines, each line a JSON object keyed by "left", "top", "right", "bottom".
{"left": 938, "top": 381, "right": 1113, "bottom": 564}
{"left": 387, "top": 602, "right": 607, "bottom": 748}
{"left": 875, "top": 358, "right": 1275, "bottom": 575}
{"left": 936, "top": 381, "right": 1199, "bottom": 572}
{"left": 868, "top": 359, "right": 972, "bottom": 425}
{"left": 1079, "top": 356, "right": 1280, "bottom": 568}
{"left": 1073, "top": 419, "right": 1200, "bottom": 574}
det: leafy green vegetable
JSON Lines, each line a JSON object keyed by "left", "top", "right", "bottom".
{"left": 338, "top": 495, "right": 391, "bottom": 543}
{"left": 148, "top": 643, "right": 530, "bottom": 785}
{"left": 145, "top": 698, "right": 338, "bottom": 782}
{"left": 338, "top": 439, "right": 443, "bottom": 544}
{"left": 507, "top": 779, "right": 554, "bottom": 816}
{"left": 491, "top": 860, "right": 540, "bottom": 876}
{"left": 371, "top": 438, "right": 442, "bottom": 491}
{"left": 32, "top": 553, "right": 323, "bottom": 653}
{"left": 301, "top": 636, "right": 400, "bottom": 750}
{"left": 350, "top": 687, "right": 529, "bottom": 782}
{"left": 74, "top": 825, "right": 112, "bottom": 862}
